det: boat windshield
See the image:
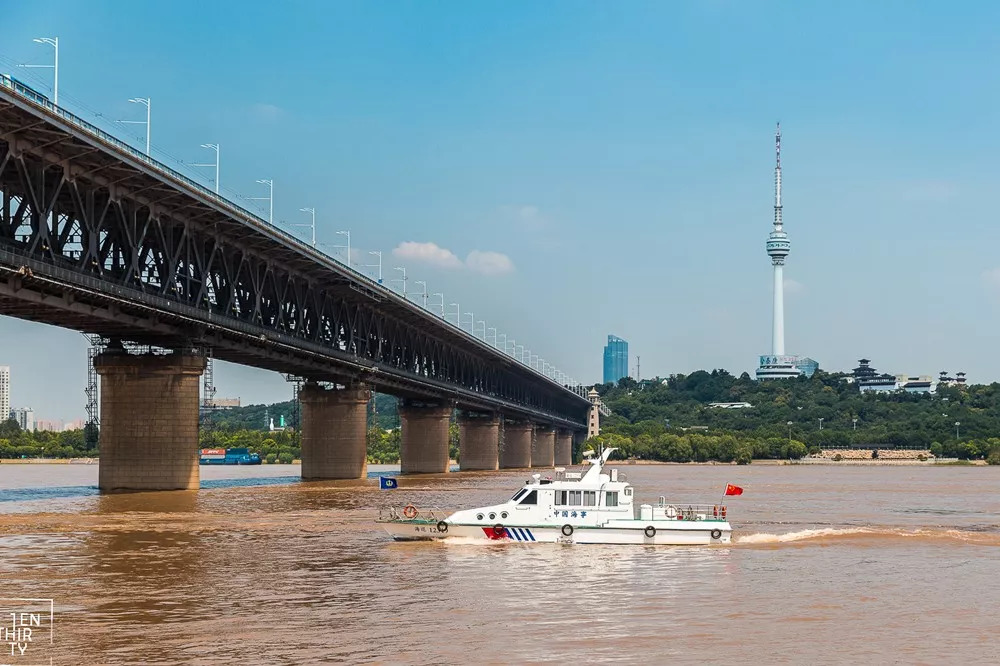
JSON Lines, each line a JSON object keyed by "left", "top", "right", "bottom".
{"left": 511, "top": 488, "right": 528, "bottom": 502}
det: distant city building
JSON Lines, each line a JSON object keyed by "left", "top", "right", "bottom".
{"left": 63, "top": 419, "right": 85, "bottom": 431}
{"left": 937, "top": 371, "right": 968, "bottom": 388}
{"left": 853, "top": 359, "right": 898, "bottom": 392}
{"left": 9, "top": 407, "right": 34, "bottom": 431}
{"left": 35, "top": 419, "right": 64, "bottom": 432}
{"left": 755, "top": 125, "right": 816, "bottom": 380}
{"left": 896, "top": 375, "right": 934, "bottom": 394}
{"left": 853, "top": 359, "right": 958, "bottom": 394}
{"left": 709, "top": 402, "right": 753, "bottom": 409}
{"left": 603, "top": 335, "right": 629, "bottom": 384}
{"left": 0, "top": 366, "right": 9, "bottom": 422}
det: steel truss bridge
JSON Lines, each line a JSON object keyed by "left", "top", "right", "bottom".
{"left": 0, "top": 76, "right": 589, "bottom": 429}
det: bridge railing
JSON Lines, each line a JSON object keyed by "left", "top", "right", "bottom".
{"left": 0, "top": 74, "right": 591, "bottom": 401}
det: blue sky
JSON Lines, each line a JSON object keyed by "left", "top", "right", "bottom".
{"left": 4, "top": 1, "right": 1000, "bottom": 420}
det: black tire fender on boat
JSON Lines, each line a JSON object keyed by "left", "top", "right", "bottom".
{"left": 493, "top": 524, "right": 505, "bottom": 537}
{"left": 644, "top": 525, "right": 656, "bottom": 538}
{"left": 711, "top": 528, "right": 723, "bottom": 540}
{"left": 561, "top": 524, "right": 574, "bottom": 537}
{"left": 437, "top": 521, "right": 449, "bottom": 533}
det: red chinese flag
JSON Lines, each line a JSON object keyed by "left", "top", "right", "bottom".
{"left": 725, "top": 484, "right": 744, "bottom": 496}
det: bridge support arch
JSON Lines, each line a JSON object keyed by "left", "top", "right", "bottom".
{"left": 299, "top": 383, "right": 371, "bottom": 479}
{"left": 500, "top": 420, "right": 533, "bottom": 469}
{"left": 95, "top": 349, "right": 205, "bottom": 492}
{"left": 532, "top": 426, "right": 556, "bottom": 468}
{"left": 399, "top": 401, "right": 452, "bottom": 474}
{"left": 554, "top": 430, "right": 574, "bottom": 466}
{"left": 458, "top": 411, "right": 499, "bottom": 471}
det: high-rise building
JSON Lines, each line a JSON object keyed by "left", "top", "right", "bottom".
{"left": 602, "top": 335, "right": 628, "bottom": 384}
{"left": 9, "top": 407, "right": 34, "bottom": 432}
{"left": 0, "top": 366, "right": 9, "bottom": 422}
{"left": 756, "top": 125, "right": 817, "bottom": 380}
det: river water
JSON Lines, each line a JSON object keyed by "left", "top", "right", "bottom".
{"left": 0, "top": 462, "right": 998, "bottom": 664}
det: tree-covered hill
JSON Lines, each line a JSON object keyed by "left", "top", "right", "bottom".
{"left": 594, "top": 370, "right": 1000, "bottom": 463}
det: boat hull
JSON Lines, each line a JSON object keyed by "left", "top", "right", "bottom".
{"left": 380, "top": 521, "right": 732, "bottom": 546}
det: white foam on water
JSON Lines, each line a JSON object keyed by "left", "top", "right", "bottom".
{"left": 737, "top": 527, "right": 873, "bottom": 544}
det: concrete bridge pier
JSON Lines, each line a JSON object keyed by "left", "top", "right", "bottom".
{"left": 554, "top": 430, "right": 574, "bottom": 466}
{"left": 458, "top": 411, "right": 499, "bottom": 470}
{"left": 95, "top": 349, "right": 206, "bottom": 492}
{"left": 399, "top": 401, "right": 452, "bottom": 474}
{"left": 299, "top": 383, "right": 371, "bottom": 479}
{"left": 500, "top": 421, "right": 533, "bottom": 468}
{"left": 532, "top": 426, "right": 556, "bottom": 468}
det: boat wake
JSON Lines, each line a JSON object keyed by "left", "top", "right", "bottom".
{"left": 736, "top": 526, "right": 1000, "bottom": 546}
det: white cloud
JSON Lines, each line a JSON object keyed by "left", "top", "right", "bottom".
{"left": 981, "top": 267, "right": 1000, "bottom": 292}
{"left": 251, "top": 103, "right": 283, "bottom": 121}
{"left": 392, "top": 241, "right": 463, "bottom": 269}
{"left": 784, "top": 278, "right": 805, "bottom": 296}
{"left": 466, "top": 250, "right": 514, "bottom": 275}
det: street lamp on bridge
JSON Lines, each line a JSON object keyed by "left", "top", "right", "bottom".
{"left": 367, "top": 251, "right": 383, "bottom": 283}
{"left": 498, "top": 333, "right": 506, "bottom": 351}
{"left": 249, "top": 179, "right": 273, "bottom": 224}
{"left": 19, "top": 37, "right": 59, "bottom": 106}
{"left": 476, "top": 321, "right": 485, "bottom": 340}
{"left": 121, "top": 97, "right": 151, "bottom": 155}
{"left": 414, "top": 280, "right": 427, "bottom": 308}
{"left": 431, "top": 293, "right": 444, "bottom": 317}
{"left": 191, "top": 143, "right": 220, "bottom": 193}
{"left": 462, "top": 312, "right": 474, "bottom": 333}
{"left": 335, "top": 230, "right": 351, "bottom": 267}
{"left": 392, "top": 266, "right": 407, "bottom": 296}
{"left": 487, "top": 327, "right": 497, "bottom": 346}
{"left": 295, "top": 207, "right": 317, "bottom": 246}
{"left": 448, "top": 302, "right": 460, "bottom": 326}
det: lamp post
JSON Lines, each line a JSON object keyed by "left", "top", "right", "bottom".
{"left": 852, "top": 418, "right": 858, "bottom": 431}
{"left": 516, "top": 344, "right": 525, "bottom": 362}
{"left": 392, "top": 266, "right": 407, "bottom": 296}
{"left": 20, "top": 37, "right": 59, "bottom": 105}
{"left": 955, "top": 421, "right": 961, "bottom": 440}
{"left": 432, "top": 292, "right": 444, "bottom": 317}
{"left": 462, "top": 312, "right": 474, "bottom": 333}
{"left": 787, "top": 421, "right": 793, "bottom": 442}
{"left": 414, "top": 280, "right": 427, "bottom": 308}
{"left": 121, "top": 97, "right": 151, "bottom": 155}
{"left": 448, "top": 302, "right": 460, "bottom": 326}
{"left": 191, "top": 143, "right": 220, "bottom": 193}
{"left": 295, "top": 207, "right": 316, "bottom": 246}
{"left": 818, "top": 418, "right": 824, "bottom": 431}
{"left": 250, "top": 179, "right": 273, "bottom": 224}
{"left": 368, "top": 251, "right": 382, "bottom": 283}
{"left": 335, "top": 230, "right": 351, "bottom": 267}
{"left": 498, "top": 333, "right": 506, "bottom": 352}
{"left": 487, "top": 327, "right": 497, "bottom": 347}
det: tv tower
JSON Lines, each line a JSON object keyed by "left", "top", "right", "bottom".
{"left": 765, "top": 122, "right": 790, "bottom": 356}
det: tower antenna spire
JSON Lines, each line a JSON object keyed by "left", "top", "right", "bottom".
{"left": 774, "top": 122, "right": 782, "bottom": 229}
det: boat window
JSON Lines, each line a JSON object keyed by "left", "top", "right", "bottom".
{"left": 605, "top": 491, "right": 619, "bottom": 507}
{"left": 519, "top": 490, "right": 538, "bottom": 505}
{"left": 554, "top": 490, "right": 567, "bottom": 505}
{"left": 624, "top": 487, "right": 633, "bottom": 497}
{"left": 583, "top": 491, "right": 596, "bottom": 506}
{"left": 511, "top": 488, "right": 528, "bottom": 502}
{"left": 568, "top": 491, "right": 582, "bottom": 506}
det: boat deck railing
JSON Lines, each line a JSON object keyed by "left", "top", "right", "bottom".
{"left": 377, "top": 505, "right": 448, "bottom": 523}
{"left": 656, "top": 498, "right": 729, "bottom": 521}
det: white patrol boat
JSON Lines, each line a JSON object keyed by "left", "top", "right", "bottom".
{"left": 378, "top": 448, "right": 733, "bottom": 545}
